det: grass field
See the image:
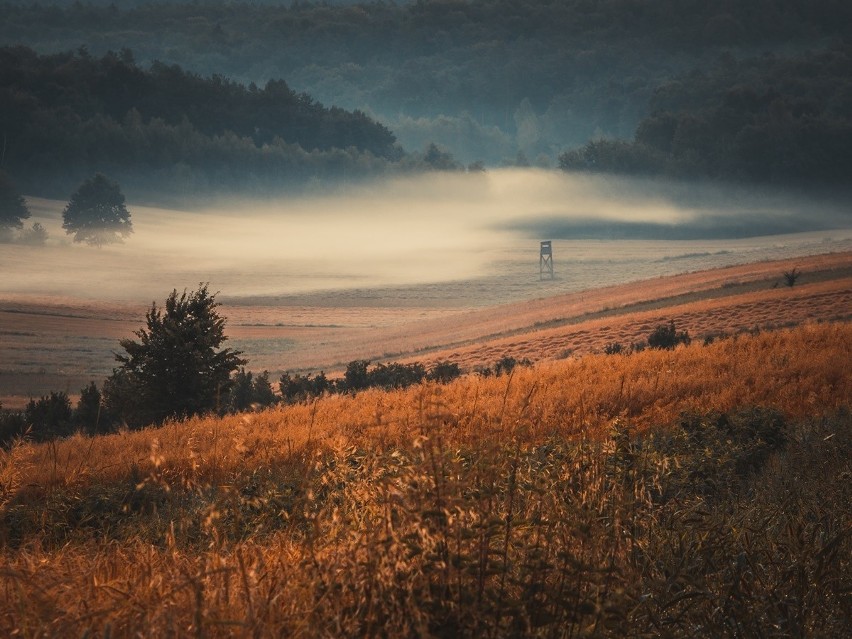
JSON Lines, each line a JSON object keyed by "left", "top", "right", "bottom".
{"left": 1, "top": 320, "right": 849, "bottom": 636}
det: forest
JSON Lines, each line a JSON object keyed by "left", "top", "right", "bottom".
{"left": 1, "top": 0, "right": 850, "bottom": 182}
{"left": 559, "top": 45, "right": 852, "bottom": 188}
{"left": 0, "top": 46, "right": 410, "bottom": 197}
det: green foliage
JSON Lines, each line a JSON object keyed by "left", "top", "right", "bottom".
{"left": 0, "top": 46, "right": 400, "bottom": 195}
{"left": 227, "top": 369, "right": 278, "bottom": 413}
{"left": 561, "top": 45, "right": 852, "bottom": 185}
{"left": 24, "top": 391, "right": 74, "bottom": 440}
{"left": 4, "top": 1, "right": 851, "bottom": 170}
{"left": 103, "top": 284, "right": 246, "bottom": 427}
{"left": 62, "top": 173, "right": 132, "bottom": 247}
{"left": 0, "top": 406, "right": 27, "bottom": 448}
{"left": 0, "top": 171, "right": 30, "bottom": 231}
{"left": 279, "top": 371, "right": 331, "bottom": 405}
{"left": 366, "top": 361, "right": 427, "bottom": 390}
{"left": 426, "top": 360, "right": 461, "bottom": 384}
{"left": 74, "top": 381, "right": 104, "bottom": 434}
{"left": 603, "top": 341, "right": 625, "bottom": 355}
{"left": 647, "top": 319, "right": 691, "bottom": 350}
{"left": 342, "top": 359, "right": 371, "bottom": 393}
{"left": 278, "top": 360, "right": 461, "bottom": 405}
{"left": 421, "top": 143, "right": 462, "bottom": 171}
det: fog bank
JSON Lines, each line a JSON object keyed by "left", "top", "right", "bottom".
{"left": 3, "top": 170, "right": 850, "bottom": 303}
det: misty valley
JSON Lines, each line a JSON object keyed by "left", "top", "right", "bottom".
{"left": 1, "top": 1, "right": 851, "bottom": 636}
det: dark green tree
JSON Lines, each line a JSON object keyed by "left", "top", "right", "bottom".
{"left": 24, "top": 391, "right": 73, "bottom": 440}
{"left": 226, "top": 368, "right": 277, "bottom": 413}
{"left": 0, "top": 171, "right": 30, "bottom": 236}
{"left": 62, "top": 173, "right": 133, "bottom": 247}
{"left": 103, "top": 284, "right": 246, "bottom": 427}
{"left": 74, "top": 381, "right": 103, "bottom": 433}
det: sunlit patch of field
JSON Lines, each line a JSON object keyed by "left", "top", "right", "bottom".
{"left": 1, "top": 322, "right": 849, "bottom": 636}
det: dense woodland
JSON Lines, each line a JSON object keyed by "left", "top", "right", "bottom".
{"left": 1, "top": 0, "right": 850, "bottom": 185}
{"left": 0, "top": 46, "right": 409, "bottom": 196}
{"left": 560, "top": 45, "right": 852, "bottom": 187}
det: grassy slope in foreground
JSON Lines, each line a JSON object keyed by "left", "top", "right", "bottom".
{"left": 1, "top": 321, "right": 850, "bottom": 636}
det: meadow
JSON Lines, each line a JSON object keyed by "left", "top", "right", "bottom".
{"left": 1, "top": 321, "right": 849, "bottom": 636}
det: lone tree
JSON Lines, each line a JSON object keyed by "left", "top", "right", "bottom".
{"left": 62, "top": 173, "right": 132, "bottom": 246}
{"left": 103, "top": 284, "right": 246, "bottom": 427}
{"left": 0, "top": 171, "right": 30, "bottom": 236}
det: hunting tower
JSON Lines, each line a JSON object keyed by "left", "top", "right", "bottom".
{"left": 540, "top": 240, "right": 554, "bottom": 280}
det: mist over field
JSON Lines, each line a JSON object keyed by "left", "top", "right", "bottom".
{"left": 4, "top": 169, "right": 850, "bottom": 304}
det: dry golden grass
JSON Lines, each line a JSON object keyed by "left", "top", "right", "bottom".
{"left": 1, "top": 322, "right": 850, "bottom": 637}
{"left": 3, "top": 321, "right": 848, "bottom": 494}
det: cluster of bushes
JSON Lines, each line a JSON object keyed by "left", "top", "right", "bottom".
{"left": 1, "top": 311, "right": 702, "bottom": 447}
{"left": 474, "top": 355, "right": 533, "bottom": 377}
{"left": 1, "top": 355, "right": 494, "bottom": 444}
{"left": 604, "top": 319, "right": 692, "bottom": 355}
{"left": 0, "top": 383, "right": 104, "bottom": 446}
{"left": 260, "top": 360, "right": 463, "bottom": 407}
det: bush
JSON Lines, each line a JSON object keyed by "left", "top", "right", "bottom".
{"left": 228, "top": 369, "right": 278, "bottom": 412}
{"left": 427, "top": 361, "right": 462, "bottom": 384}
{"left": 367, "top": 362, "right": 426, "bottom": 390}
{"left": 647, "top": 320, "right": 691, "bottom": 350}
{"left": 74, "top": 381, "right": 106, "bottom": 434}
{"left": 0, "top": 406, "right": 27, "bottom": 448}
{"left": 24, "top": 391, "right": 74, "bottom": 440}
{"left": 279, "top": 371, "right": 330, "bottom": 404}
{"left": 604, "top": 341, "right": 625, "bottom": 355}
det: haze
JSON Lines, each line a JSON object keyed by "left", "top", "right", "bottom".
{"left": 4, "top": 169, "right": 850, "bottom": 305}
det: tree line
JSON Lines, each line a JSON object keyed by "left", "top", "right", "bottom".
{"left": 0, "top": 46, "right": 410, "bottom": 197}
{"left": 558, "top": 45, "right": 852, "bottom": 188}
{"left": 2, "top": 0, "right": 849, "bottom": 167}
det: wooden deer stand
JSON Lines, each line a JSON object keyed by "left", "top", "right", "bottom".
{"left": 540, "top": 240, "right": 554, "bottom": 280}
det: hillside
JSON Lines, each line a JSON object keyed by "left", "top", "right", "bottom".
{"left": 1, "top": 320, "right": 849, "bottom": 635}
{"left": 560, "top": 45, "right": 852, "bottom": 187}
{"left": 0, "top": 46, "right": 402, "bottom": 196}
{"left": 2, "top": 250, "right": 850, "bottom": 409}
{"left": 2, "top": 0, "right": 850, "bottom": 168}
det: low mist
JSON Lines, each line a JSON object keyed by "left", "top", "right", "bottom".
{"left": 4, "top": 169, "right": 850, "bottom": 304}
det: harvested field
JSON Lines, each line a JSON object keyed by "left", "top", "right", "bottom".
{"left": 1, "top": 249, "right": 850, "bottom": 408}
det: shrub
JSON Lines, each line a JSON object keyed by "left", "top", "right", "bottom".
{"left": 783, "top": 267, "right": 801, "bottom": 287}
{"left": 427, "top": 361, "right": 462, "bottom": 384}
{"left": 494, "top": 355, "right": 532, "bottom": 376}
{"left": 647, "top": 320, "right": 691, "bottom": 350}
{"left": 0, "top": 406, "right": 27, "bottom": 447}
{"left": 279, "top": 371, "right": 330, "bottom": 404}
{"left": 604, "top": 341, "right": 625, "bottom": 355}
{"left": 74, "top": 382, "right": 105, "bottom": 434}
{"left": 24, "top": 391, "right": 74, "bottom": 440}
{"left": 228, "top": 369, "right": 278, "bottom": 413}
